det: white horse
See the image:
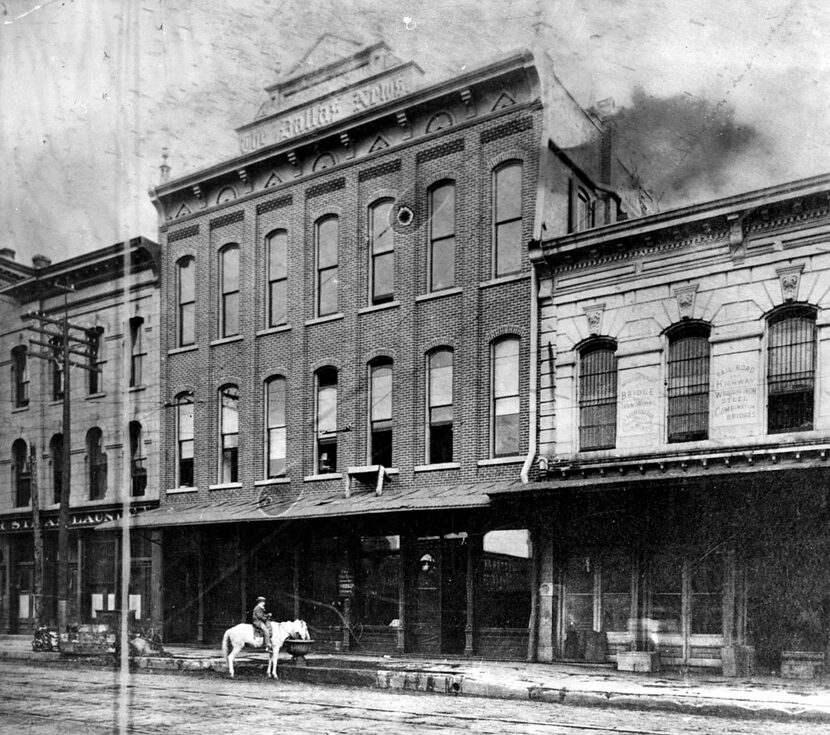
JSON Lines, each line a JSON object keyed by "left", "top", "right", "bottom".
{"left": 222, "top": 618, "right": 310, "bottom": 679}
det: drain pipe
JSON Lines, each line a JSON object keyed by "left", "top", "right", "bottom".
{"left": 521, "top": 261, "right": 539, "bottom": 484}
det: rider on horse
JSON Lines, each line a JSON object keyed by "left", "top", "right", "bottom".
{"left": 252, "top": 596, "right": 272, "bottom": 651}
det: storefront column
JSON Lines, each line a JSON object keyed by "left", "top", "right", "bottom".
{"left": 151, "top": 530, "right": 163, "bottom": 633}
{"left": 0, "top": 536, "right": 9, "bottom": 633}
{"left": 536, "top": 527, "right": 555, "bottom": 662}
{"left": 464, "top": 535, "right": 475, "bottom": 656}
{"left": 397, "top": 534, "right": 412, "bottom": 654}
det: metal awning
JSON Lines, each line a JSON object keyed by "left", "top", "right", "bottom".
{"left": 95, "top": 480, "right": 523, "bottom": 531}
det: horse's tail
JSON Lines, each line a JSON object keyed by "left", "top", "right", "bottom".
{"left": 221, "top": 629, "right": 231, "bottom": 659}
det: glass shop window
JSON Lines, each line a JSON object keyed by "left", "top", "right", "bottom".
{"left": 479, "top": 530, "right": 531, "bottom": 628}
{"left": 690, "top": 554, "right": 723, "bottom": 635}
{"left": 359, "top": 536, "right": 400, "bottom": 626}
{"left": 648, "top": 554, "right": 683, "bottom": 643}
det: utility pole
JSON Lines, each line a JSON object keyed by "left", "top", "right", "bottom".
{"left": 23, "top": 287, "right": 99, "bottom": 632}
{"left": 29, "top": 444, "right": 43, "bottom": 629}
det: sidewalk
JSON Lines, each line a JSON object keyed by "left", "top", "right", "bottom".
{"left": 3, "top": 634, "right": 830, "bottom": 723}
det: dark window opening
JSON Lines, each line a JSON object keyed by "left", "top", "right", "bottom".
{"left": 768, "top": 307, "right": 816, "bottom": 433}
{"left": 579, "top": 341, "right": 617, "bottom": 450}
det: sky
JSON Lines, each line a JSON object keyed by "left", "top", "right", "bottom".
{"left": 1, "top": 0, "right": 829, "bottom": 265}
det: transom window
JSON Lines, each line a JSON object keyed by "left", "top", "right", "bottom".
{"left": 266, "top": 230, "right": 288, "bottom": 327}
{"left": 219, "top": 244, "right": 240, "bottom": 337}
{"left": 176, "top": 393, "right": 194, "bottom": 487}
{"left": 177, "top": 256, "right": 196, "bottom": 347}
{"left": 667, "top": 324, "right": 710, "bottom": 442}
{"left": 316, "top": 216, "right": 339, "bottom": 317}
{"left": 427, "top": 348, "right": 454, "bottom": 463}
{"left": 493, "top": 162, "right": 523, "bottom": 277}
{"left": 579, "top": 340, "right": 617, "bottom": 451}
{"left": 11, "top": 345, "right": 28, "bottom": 408}
{"left": 369, "top": 358, "right": 393, "bottom": 467}
{"left": 219, "top": 385, "right": 240, "bottom": 483}
{"left": 767, "top": 306, "right": 816, "bottom": 433}
{"left": 265, "top": 376, "right": 287, "bottom": 478}
{"left": 315, "top": 367, "right": 338, "bottom": 474}
{"left": 369, "top": 200, "right": 394, "bottom": 305}
{"left": 428, "top": 182, "right": 456, "bottom": 292}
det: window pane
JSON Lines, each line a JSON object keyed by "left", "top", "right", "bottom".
{"left": 221, "top": 388, "right": 239, "bottom": 434}
{"left": 222, "top": 246, "right": 239, "bottom": 292}
{"left": 268, "top": 426, "right": 286, "bottom": 478}
{"left": 480, "top": 530, "right": 531, "bottom": 628}
{"left": 431, "top": 184, "right": 455, "bottom": 239}
{"left": 371, "top": 201, "right": 394, "bottom": 254}
{"left": 223, "top": 292, "right": 239, "bottom": 336}
{"left": 267, "top": 378, "right": 285, "bottom": 426}
{"left": 493, "top": 339, "right": 519, "bottom": 397}
{"left": 495, "top": 164, "right": 522, "bottom": 221}
{"left": 179, "top": 258, "right": 194, "bottom": 302}
{"left": 429, "top": 351, "right": 453, "bottom": 407}
{"left": 495, "top": 220, "right": 522, "bottom": 276}
{"left": 269, "top": 280, "right": 287, "bottom": 326}
{"left": 317, "top": 218, "right": 338, "bottom": 268}
{"left": 371, "top": 427, "right": 393, "bottom": 467}
{"left": 691, "top": 555, "right": 723, "bottom": 635}
{"left": 371, "top": 365, "right": 392, "bottom": 422}
{"left": 429, "top": 423, "right": 453, "bottom": 463}
{"left": 268, "top": 232, "right": 287, "bottom": 280}
{"left": 178, "top": 401, "right": 194, "bottom": 440}
{"left": 318, "top": 267, "right": 338, "bottom": 315}
{"left": 318, "top": 385, "right": 337, "bottom": 434}
{"left": 373, "top": 251, "right": 394, "bottom": 303}
{"left": 494, "top": 412, "right": 519, "bottom": 456}
{"left": 430, "top": 236, "right": 455, "bottom": 291}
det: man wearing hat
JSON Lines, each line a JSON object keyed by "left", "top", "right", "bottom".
{"left": 252, "top": 596, "right": 272, "bottom": 651}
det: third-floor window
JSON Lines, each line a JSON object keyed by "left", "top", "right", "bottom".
{"left": 428, "top": 182, "right": 455, "bottom": 292}
{"left": 266, "top": 230, "right": 288, "bottom": 327}
{"left": 177, "top": 256, "right": 195, "bottom": 347}
{"left": 219, "top": 244, "right": 240, "bottom": 337}
{"left": 493, "top": 161, "right": 523, "bottom": 277}
{"left": 369, "top": 200, "right": 394, "bottom": 305}
{"left": 316, "top": 216, "right": 339, "bottom": 317}
{"left": 129, "top": 317, "right": 145, "bottom": 387}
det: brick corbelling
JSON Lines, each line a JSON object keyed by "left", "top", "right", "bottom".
{"left": 480, "top": 116, "right": 534, "bottom": 144}
{"left": 168, "top": 224, "right": 200, "bottom": 242}
{"left": 416, "top": 138, "right": 465, "bottom": 164}
{"left": 209, "top": 209, "right": 244, "bottom": 230}
{"left": 358, "top": 159, "right": 402, "bottom": 183}
{"left": 306, "top": 177, "right": 346, "bottom": 199}
{"left": 256, "top": 194, "right": 293, "bottom": 215}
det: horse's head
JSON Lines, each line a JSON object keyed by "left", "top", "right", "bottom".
{"left": 294, "top": 619, "right": 310, "bottom": 640}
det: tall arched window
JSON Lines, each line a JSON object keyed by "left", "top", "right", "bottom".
{"left": 427, "top": 348, "right": 454, "bottom": 463}
{"left": 219, "top": 244, "right": 240, "bottom": 337}
{"left": 219, "top": 385, "right": 240, "bottom": 483}
{"left": 175, "top": 393, "right": 194, "bottom": 487}
{"left": 86, "top": 428, "right": 107, "bottom": 500}
{"left": 369, "top": 358, "right": 393, "bottom": 466}
{"left": 129, "top": 317, "right": 145, "bottom": 387}
{"left": 177, "top": 256, "right": 196, "bottom": 346}
{"left": 428, "top": 182, "right": 455, "bottom": 292}
{"left": 129, "top": 421, "right": 147, "bottom": 496}
{"left": 50, "top": 434, "right": 63, "bottom": 504}
{"left": 265, "top": 376, "right": 286, "bottom": 478}
{"left": 369, "top": 200, "right": 394, "bottom": 305}
{"left": 491, "top": 337, "right": 520, "bottom": 457}
{"left": 493, "top": 161, "right": 523, "bottom": 277}
{"left": 11, "top": 345, "right": 28, "bottom": 408}
{"left": 315, "top": 367, "right": 338, "bottom": 474}
{"left": 667, "top": 324, "right": 711, "bottom": 442}
{"left": 266, "top": 230, "right": 288, "bottom": 327}
{"left": 579, "top": 340, "right": 617, "bottom": 450}
{"left": 87, "top": 326, "right": 104, "bottom": 394}
{"left": 767, "top": 306, "right": 816, "bottom": 433}
{"left": 316, "top": 216, "right": 339, "bottom": 317}
{"left": 12, "top": 439, "right": 30, "bottom": 507}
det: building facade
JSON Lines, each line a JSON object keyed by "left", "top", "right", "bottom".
{"left": 0, "top": 240, "right": 161, "bottom": 633}
{"left": 137, "top": 36, "right": 643, "bottom": 657}
{"left": 532, "top": 174, "right": 830, "bottom": 669}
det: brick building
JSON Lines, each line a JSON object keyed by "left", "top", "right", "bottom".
{"left": 131, "top": 36, "right": 644, "bottom": 657}
{"left": 0, "top": 240, "right": 160, "bottom": 633}
{"left": 531, "top": 174, "right": 830, "bottom": 672}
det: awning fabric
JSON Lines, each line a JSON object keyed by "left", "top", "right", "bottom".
{"left": 95, "top": 480, "right": 522, "bottom": 531}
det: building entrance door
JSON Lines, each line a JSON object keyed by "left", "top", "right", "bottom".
{"left": 14, "top": 564, "right": 35, "bottom": 633}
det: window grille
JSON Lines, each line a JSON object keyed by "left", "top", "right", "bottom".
{"left": 579, "top": 341, "right": 617, "bottom": 450}
{"left": 667, "top": 327, "right": 710, "bottom": 442}
{"left": 768, "top": 307, "right": 816, "bottom": 433}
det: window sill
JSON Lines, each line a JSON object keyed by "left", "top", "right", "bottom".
{"left": 414, "top": 462, "right": 461, "bottom": 472}
{"left": 11, "top": 405, "right": 29, "bottom": 413}
{"left": 85, "top": 392, "right": 106, "bottom": 401}
{"left": 210, "top": 335, "right": 243, "bottom": 347}
{"left": 49, "top": 400, "right": 63, "bottom": 406}
{"left": 166, "top": 486, "right": 198, "bottom": 495}
{"left": 128, "top": 385, "right": 146, "bottom": 393}
{"left": 168, "top": 345, "right": 198, "bottom": 355}
{"left": 477, "top": 456, "right": 525, "bottom": 466}
{"left": 256, "top": 325, "right": 291, "bottom": 337}
{"left": 254, "top": 477, "right": 291, "bottom": 486}
{"left": 208, "top": 482, "right": 242, "bottom": 491}
{"left": 415, "top": 287, "right": 462, "bottom": 303}
{"left": 305, "top": 313, "right": 344, "bottom": 326}
{"left": 358, "top": 301, "right": 400, "bottom": 315}
{"left": 479, "top": 272, "right": 528, "bottom": 289}
{"left": 303, "top": 473, "right": 343, "bottom": 482}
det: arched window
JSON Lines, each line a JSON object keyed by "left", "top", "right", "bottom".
{"left": 428, "top": 182, "right": 455, "bottom": 292}
{"left": 50, "top": 336, "right": 64, "bottom": 400}
{"left": 369, "top": 200, "right": 394, "bottom": 305}
{"left": 87, "top": 326, "right": 104, "bottom": 394}
{"left": 129, "top": 421, "right": 147, "bottom": 496}
{"left": 175, "top": 393, "right": 194, "bottom": 487}
{"left": 11, "top": 345, "right": 28, "bottom": 408}
{"left": 427, "top": 348, "right": 454, "bottom": 463}
{"left": 491, "top": 337, "right": 520, "bottom": 457}
{"left": 767, "top": 306, "right": 816, "bottom": 433}
{"left": 315, "top": 367, "right": 338, "bottom": 474}
{"left": 86, "top": 428, "right": 107, "bottom": 500}
{"left": 129, "top": 317, "right": 145, "bottom": 387}
{"left": 315, "top": 216, "right": 339, "bottom": 317}
{"left": 265, "top": 376, "right": 286, "bottom": 478}
{"left": 493, "top": 161, "right": 523, "bottom": 277}
{"left": 219, "top": 244, "right": 240, "bottom": 337}
{"left": 579, "top": 340, "right": 617, "bottom": 450}
{"left": 219, "top": 385, "right": 240, "bottom": 483}
{"left": 12, "top": 439, "right": 30, "bottom": 507}
{"left": 50, "top": 434, "right": 63, "bottom": 504}
{"left": 369, "top": 358, "right": 393, "bottom": 466}
{"left": 667, "top": 324, "right": 711, "bottom": 442}
{"left": 266, "top": 230, "right": 288, "bottom": 327}
{"left": 176, "top": 256, "right": 196, "bottom": 346}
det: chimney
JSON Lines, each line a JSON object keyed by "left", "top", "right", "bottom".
{"left": 32, "top": 254, "right": 52, "bottom": 268}
{"left": 160, "top": 148, "right": 171, "bottom": 184}
{"left": 0, "top": 248, "right": 15, "bottom": 261}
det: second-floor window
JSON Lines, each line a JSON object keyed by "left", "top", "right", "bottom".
{"left": 86, "top": 427, "right": 107, "bottom": 500}
{"left": 219, "top": 385, "right": 239, "bottom": 483}
{"left": 315, "top": 367, "right": 338, "bottom": 474}
{"left": 427, "top": 348, "right": 454, "bottom": 463}
{"left": 219, "top": 244, "right": 240, "bottom": 337}
{"left": 667, "top": 325, "right": 711, "bottom": 442}
{"left": 129, "top": 421, "right": 147, "bottom": 496}
{"left": 266, "top": 230, "right": 288, "bottom": 327}
{"left": 316, "top": 216, "right": 339, "bottom": 317}
{"left": 87, "top": 326, "right": 104, "bottom": 394}
{"left": 51, "top": 336, "right": 64, "bottom": 401}
{"left": 176, "top": 393, "right": 194, "bottom": 487}
{"left": 11, "top": 345, "right": 28, "bottom": 408}
{"left": 369, "top": 358, "right": 393, "bottom": 466}
{"left": 50, "top": 433, "right": 63, "bottom": 504}
{"left": 370, "top": 200, "right": 394, "bottom": 304}
{"left": 579, "top": 340, "right": 617, "bottom": 451}
{"left": 768, "top": 306, "right": 816, "bottom": 433}
{"left": 493, "top": 161, "right": 523, "bottom": 277}
{"left": 265, "top": 376, "right": 286, "bottom": 478}
{"left": 177, "top": 256, "right": 196, "bottom": 347}
{"left": 429, "top": 182, "right": 455, "bottom": 292}
{"left": 129, "top": 317, "right": 145, "bottom": 387}
{"left": 492, "top": 337, "right": 520, "bottom": 457}
{"left": 12, "top": 439, "right": 30, "bottom": 507}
